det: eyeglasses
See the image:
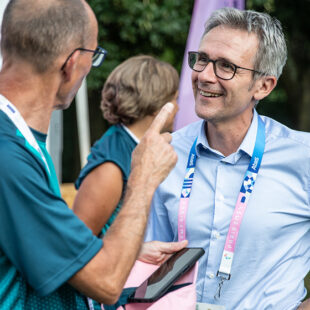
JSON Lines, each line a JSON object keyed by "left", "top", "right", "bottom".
{"left": 188, "top": 51, "right": 265, "bottom": 80}
{"left": 61, "top": 46, "right": 107, "bottom": 71}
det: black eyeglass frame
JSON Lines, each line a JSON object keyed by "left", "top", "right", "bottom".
{"left": 61, "top": 46, "right": 107, "bottom": 71}
{"left": 188, "top": 51, "right": 265, "bottom": 80}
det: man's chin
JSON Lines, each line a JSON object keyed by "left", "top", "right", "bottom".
{"left": 195, "top": 100, "right": 222, "bottom": 121}
{"left": 195, "top": 104, "right": 210, "bottom": 120}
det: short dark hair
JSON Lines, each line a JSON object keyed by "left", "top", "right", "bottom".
{"left": 1, "top": 0, "right": 90, "bottom": 73}
{"left": 101, "top": 55, "right": 179, "bottom": 125}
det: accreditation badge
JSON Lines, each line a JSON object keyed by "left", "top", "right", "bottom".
{"left": 196, "top": 302, "right": 226, "bottom": 310}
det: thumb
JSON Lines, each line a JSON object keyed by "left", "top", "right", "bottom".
{"left": 147, "top": 102, "right": 175, "bottom": 134}
{"left": 160, "top": 240, "right": 188, "bottom": 254}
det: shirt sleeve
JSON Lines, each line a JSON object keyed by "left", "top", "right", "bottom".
{"left": 144, "top": 188, "right": 175, "bottom": 242}
{"left": 76, "top": 127, "right": 135, "bottom": 189}
{"left": 0, "top": 142, "right": 103, "bottom": 296}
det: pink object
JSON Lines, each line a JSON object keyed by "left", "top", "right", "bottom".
{"left": 116, "top": 260, "right": 199, "bottom": 310}
{"left": 178, "top": 198, "right": 190, "bottom": 241}
{"left": 224, "top": 192, "right": 247, "bottom": 252}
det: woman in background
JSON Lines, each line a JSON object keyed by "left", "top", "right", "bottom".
{"left": 73, "top": 55, "right": 182, "bottom": 310}
{"left": 73, "top": 55, "right": 179, "bottom": 237}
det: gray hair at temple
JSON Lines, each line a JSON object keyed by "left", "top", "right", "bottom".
{"left": 203, "top": 7, "right": 287, "bottom": 79}
{"left": 1, "top": 0, "right": 90, "bottom": 73}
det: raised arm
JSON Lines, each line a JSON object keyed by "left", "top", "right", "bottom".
{"left": 68, "top": 103, "right": 178, "bottom": 304}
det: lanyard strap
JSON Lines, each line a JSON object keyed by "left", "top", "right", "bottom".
{"left": 218, "top": 116, "right": 265, "bottom": 279}
{"left": 178, "top": 116, "right": 265, "bottom": 280}
{"left": 178, "top": 137, "right": 198, "bottom": 242}
{"left": 0, "top": 94, "right": 51, "bottom": 175}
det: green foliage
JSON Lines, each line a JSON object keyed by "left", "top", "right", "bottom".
{"left": 63, "top": 0, "right": 310, "bottom": 181}
{"left": 247, "top": 0, "right": 310, "bottom": 130}
{"left": 87, "top": 0, "right": 193, "bottom": 91}
{"left": 247, "top": 0, "right": 275, "bottom": 12}
{"left": 62, "top": 0, "right": 194, "bottom": 181}
{"left": 87, "top": 0, "right": 309, "bottom": 130}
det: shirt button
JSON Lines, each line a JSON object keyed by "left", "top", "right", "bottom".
{"left": 208, "top": 273, "right": 215, "bottom": 279}
{"left": 219, "top": 194, "right": 225, "bottom": 202}
{"left": 214, "top": 231, "right": 221, "bottom": 239}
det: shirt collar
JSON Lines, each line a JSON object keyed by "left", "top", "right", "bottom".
{"left": 196, "top": 109, "right": 259, "bottom": 158}
{"left": 239, "top": 109, "right": 258, "bottom": 157}
{"left": 121, "top": 124, "right": 140, "bottom": 144}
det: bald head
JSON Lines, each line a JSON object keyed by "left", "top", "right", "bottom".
{"left": 1, "top": 0, "right": 94, "bottom": 73}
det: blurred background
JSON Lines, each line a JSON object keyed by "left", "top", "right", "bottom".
{"left": 0, "top": 0, "right": 309, "bottom": 183}
{"left": 62, "top": 0, "right": 309, "bottom": 183}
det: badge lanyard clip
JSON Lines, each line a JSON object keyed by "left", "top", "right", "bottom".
{"left": 214, "top": 272, "right": 231, "bottom": 300}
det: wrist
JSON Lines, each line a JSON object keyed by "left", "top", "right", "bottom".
{"left": 127, "top": 166, "right": 158, "bottom": 198}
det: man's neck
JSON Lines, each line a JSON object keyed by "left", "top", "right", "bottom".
{"left": 206, "top": 110, "right": 254, "bottom": 157}
{"left": 0, "top": 66, "right": 57, "bottom": 133}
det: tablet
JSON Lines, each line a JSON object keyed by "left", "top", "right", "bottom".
{"left": 128, "top": 247, "right": 205, "bottom": 303}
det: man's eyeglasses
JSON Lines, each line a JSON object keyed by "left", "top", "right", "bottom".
{"left": 188, "top": 51, "right": 265, "bottom": 80}
{"left": 61, "top": 46, "right": 107, "bottom": 71}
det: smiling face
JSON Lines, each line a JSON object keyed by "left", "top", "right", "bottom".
{"left": 192, "top": 25, "right": 260, "bottom": 128}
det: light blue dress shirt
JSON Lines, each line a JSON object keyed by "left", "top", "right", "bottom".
{"left": 145, "top": 110, "right": 310, "bottom": 310}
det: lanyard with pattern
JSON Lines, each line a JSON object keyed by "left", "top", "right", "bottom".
{"left": 178, "top": 116, "right": 265, "bottom": 299}
{"left": 0, "top": 94, "right": 51, "bottom": 175}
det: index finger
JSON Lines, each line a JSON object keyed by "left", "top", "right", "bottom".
{"left": 147, "top": 102, "right": 175, "bottom": 133}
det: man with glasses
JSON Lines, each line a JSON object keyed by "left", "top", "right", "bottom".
{"left": 146, "top": 7, "right": 310, "bottom": 310}
{"left": 60, "top": 46, "right": 108, "bottom": 71}
{"left": 0, "top": 0, "right": 185, "bottom": 308}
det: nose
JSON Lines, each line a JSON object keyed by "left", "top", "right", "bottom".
{"left": 198, "top": 61, "right": 217, "bottom": 83}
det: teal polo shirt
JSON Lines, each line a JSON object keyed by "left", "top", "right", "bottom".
{"left": 0, "top": 110, "right": 102, "bottom": 309}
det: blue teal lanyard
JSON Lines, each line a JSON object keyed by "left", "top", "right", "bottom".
{"left": 178, "top": 116, "right": 265, "bottom": 299}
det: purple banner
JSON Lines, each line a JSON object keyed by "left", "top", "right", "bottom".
{"left": 174, "top": 0, "right": 245, "bottom": 130}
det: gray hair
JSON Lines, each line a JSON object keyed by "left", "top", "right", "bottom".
{"left": 203, "top": 7, "right": 287, "bottom": 79}
{"left": 1, "top": 0, "right": 90, "bottom": 73}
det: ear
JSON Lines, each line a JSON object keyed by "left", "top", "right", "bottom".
{"left": 61, "top": 50, "right": 80, "bottom": 82}
{"left": 253, "top": 75, "right": 277, "bottom": 101}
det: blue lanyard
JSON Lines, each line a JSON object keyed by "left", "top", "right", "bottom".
{"left": 178, "top": 116, "right": 265, "bottom": 298}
